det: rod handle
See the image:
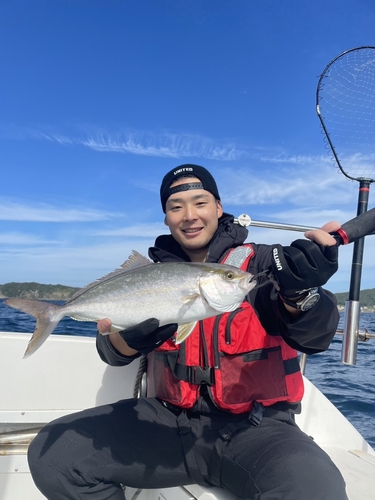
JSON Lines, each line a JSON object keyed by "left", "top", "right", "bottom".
{"left": 331, "top": 206, "right": 375, "bottom": 245}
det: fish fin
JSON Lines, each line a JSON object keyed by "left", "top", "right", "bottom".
{"left": 95, "top": 326, "right": 123, "bottom": 335}
{"left": 69, "top": 316, "right": 124, "bottom": 335}
{"left": 181, "top": 293, "right": 200, "bottom": 305}
{"left": 101, "top": 324, "right": 123, "bottom": 334}
{"left": 120, "top": 250, "right": 152, "bottom": 271}
{"left": 68, "top": 250, "right": 152, "bottom": 302}
{"left": 108, "top": 325, "right": 123, "bottom": 334}
{"left": 4, "top": 299, "right": 63, "bottom": 358}
{"left": 175, "top": 322, "right": 197, "bottom": 344}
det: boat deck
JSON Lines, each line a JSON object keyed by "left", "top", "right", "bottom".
{"left": 0, "top": 332, "right": 374, "bottom": 500}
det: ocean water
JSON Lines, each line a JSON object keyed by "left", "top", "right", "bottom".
{"left": 0, "top": 299, "right": 374, "bottom": 447}
{"left": 304, "top": 312, "right": 375, "bottom": 448}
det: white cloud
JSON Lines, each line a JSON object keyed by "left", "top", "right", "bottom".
{"left": 82, "top": 132, "right": 246, "bottom": 161}
{"left": 0, "top": 232, "right": 60, "bottom": 245}
{"left": 0, "top": 200, "right": 121, "bottom": 222}
{"left": 219, "top": 160, "right": 357, "bottom": 209}
{"left": 19, "top": 125, "right": 248, "bottom": 161}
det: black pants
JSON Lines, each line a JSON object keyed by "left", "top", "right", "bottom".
{"left": 28, "top": 396, "right": 348, "bottom": 500}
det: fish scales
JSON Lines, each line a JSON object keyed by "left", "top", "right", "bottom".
{"left": 5, "top": 251, "right": 256, "bottom": 357}
{"left": 64, "top": 263, "right": 198, "bottom": 322}
{"left": 50, "top": 262, "right": 242, "bottom": 327}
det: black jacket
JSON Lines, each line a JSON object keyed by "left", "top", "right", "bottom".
{"left": 97, "top": 213, "right": 339, "bottom": 365}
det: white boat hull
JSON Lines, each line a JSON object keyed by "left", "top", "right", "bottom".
{"left": 0, "top": 331, "right": 374, "bottom": 500}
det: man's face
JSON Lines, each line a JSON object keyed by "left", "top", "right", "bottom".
{"left": 164, "top": 177, "right": 223, "bottom": 262}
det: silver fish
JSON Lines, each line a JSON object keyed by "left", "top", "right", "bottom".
{"left": 5, "top": 250, "right": 256, "bottom": 358}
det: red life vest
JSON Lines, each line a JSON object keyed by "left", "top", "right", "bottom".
{"left": 152, "top": 244, "right": 304, "bottom": 414}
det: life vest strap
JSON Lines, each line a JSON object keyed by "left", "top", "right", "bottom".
{"left": 174, "top": 363, "right": 215, "bottom": 386}
{"left": 283, "top": 357, "right": 300, "bottom": 375}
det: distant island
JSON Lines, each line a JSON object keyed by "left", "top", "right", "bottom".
{"left": 334, "top": 288, "right": 375, "bottom": 312}
{"left": 0, "top": 282, "right": 79, "bottom": 301}
{"left": 0, "top": 281, "right": 374, "bottom": 312}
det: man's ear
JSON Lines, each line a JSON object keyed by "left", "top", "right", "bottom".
{"left": 164, "top": 215, "right": 169, "bottom": 227}
{"left": 217, "top": 200, "right": 223, "bottom": 218}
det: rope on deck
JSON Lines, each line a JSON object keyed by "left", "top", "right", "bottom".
{"left": 133, "top": 354, "right": 147, "bottom": 398}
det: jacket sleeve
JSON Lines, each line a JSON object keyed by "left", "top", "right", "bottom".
{"left": 96, "top": 332, "right": 141, "bottom": 366}
{"left": 247, "top": 244, "right": 340, "bottom": 355}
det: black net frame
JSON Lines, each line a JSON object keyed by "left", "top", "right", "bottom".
{"left": 316, "top": 45, "right": 375, "bottom": 183}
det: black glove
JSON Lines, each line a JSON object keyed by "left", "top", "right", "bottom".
{"left": 119, "top": 318, "right": 177, "bottom": 354}
{"left": 271, "top": 239, "right": 338, "bottom": 296}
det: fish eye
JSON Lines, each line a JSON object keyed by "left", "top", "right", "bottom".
{"left": 225, "top": 271, "right": 235, "bottom": 280}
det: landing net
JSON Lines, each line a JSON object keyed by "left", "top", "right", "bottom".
{"left": 316, "top": 46, "right": 375, "bottom": 182}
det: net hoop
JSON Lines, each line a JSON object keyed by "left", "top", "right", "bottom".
{"left": 316, "top": 46, "right": 375, "bottom": 183}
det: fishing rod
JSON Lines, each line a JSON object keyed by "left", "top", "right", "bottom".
{"left": 234, "top": 208, "right": 375, "bottom": 360}
{"left": 234, "top": 213, "right": 317, "bottom": 232}
{"left": 234, "top": 208, "right": 375, "bottom": 245}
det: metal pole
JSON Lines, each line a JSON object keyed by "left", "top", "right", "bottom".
{"left": 341, "top": 180, "right": 371, "bottom": 365}
{"left": 234, "top": 214, "right": 317, "bottom": 233}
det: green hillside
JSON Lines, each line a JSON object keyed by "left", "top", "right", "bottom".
{"left": 334, "top": 288, "right": 375, "bottom": 308}
{"left": 0, "top": 282, "right": 79, "bottom": 300}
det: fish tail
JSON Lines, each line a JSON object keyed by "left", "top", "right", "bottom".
{"left": 4, "top": 299, "right": 63, "bottom": 358}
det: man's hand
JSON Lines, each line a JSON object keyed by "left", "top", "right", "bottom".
{"left": 304, "top": 221, "right": 341, "bottom": 246}
{"left": 98, "top": 318, "right": 177, "bottom": 355}
{"left": 271, "top": 221, "right": 340, "bottom": 297}
{"left": 98, "top": 318, "right": 113, "bottom": 335}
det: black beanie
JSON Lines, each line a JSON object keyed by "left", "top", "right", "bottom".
{"left": 160, "top": 164, "right": 220, "bottom": 213}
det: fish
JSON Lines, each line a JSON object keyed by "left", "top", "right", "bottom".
{"left": 5, "top": 250, "right": 256, "bottom": 358}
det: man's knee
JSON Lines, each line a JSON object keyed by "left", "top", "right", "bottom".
{"left": 220, "top": 435, "right": 347, "bottom": 500}
{"left": 28, "top": 428, "right": 58, "bottom": 493}
{"left": 256, "top": 440, "right": 348, "bottom": 499}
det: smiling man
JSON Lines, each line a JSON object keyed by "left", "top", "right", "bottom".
{"left": 28, "top": 164, "right": 348, "bottom": 500}
{"left": 161, "top": 166, "right": 223, "bottom": 262}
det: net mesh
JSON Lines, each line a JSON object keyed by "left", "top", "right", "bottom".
{"left": 316, "top": 46, "right": 375, "bottom": 182}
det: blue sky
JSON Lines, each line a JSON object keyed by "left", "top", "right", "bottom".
{"left": 0, "top": 0, "right": 374, "bottom": 293}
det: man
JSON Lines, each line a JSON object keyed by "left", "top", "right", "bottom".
{"left": 28, "top": 164, "right": 348, "bottom": 499}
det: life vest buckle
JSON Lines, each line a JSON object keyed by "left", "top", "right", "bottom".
{"left": 188, "top": 366, "right": 214, "bottom": 386}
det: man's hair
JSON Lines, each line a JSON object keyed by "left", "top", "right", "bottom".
{"left": 160, "top": 164, "right": 220, "bottom": 213}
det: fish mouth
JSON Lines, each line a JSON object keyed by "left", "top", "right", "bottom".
{"left": 241, "top": 275, "right": 257, "bottom": 292}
